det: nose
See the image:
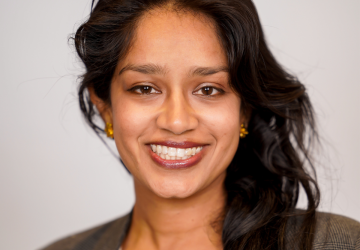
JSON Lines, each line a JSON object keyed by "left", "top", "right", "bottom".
{"left": 156, "top": 90, "right": 198, "bottom": 135}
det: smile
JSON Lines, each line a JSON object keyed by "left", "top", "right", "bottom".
{"left": 148, "top": 142, "right": 206, "bottom": 169}
{"left": 150, "top": 144, "right": 203, "bottom": 160}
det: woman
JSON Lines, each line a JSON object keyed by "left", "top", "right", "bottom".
{"left": 43, "top": 0, "right": 360, "bottom": 249}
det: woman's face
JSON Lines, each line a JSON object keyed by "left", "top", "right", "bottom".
{"left": 109, "top": 10, "right": 242, "bottom": 199}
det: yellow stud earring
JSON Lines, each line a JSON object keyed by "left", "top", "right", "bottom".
{"left": 104, "top": 123, "right": 114, "bottom": 139}
{"left": 240, "top": 124, "right": 248, "bottom": 139}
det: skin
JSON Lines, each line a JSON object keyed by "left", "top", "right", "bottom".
{"left": 90, "top": 9, "right": 245, "bottom": 250}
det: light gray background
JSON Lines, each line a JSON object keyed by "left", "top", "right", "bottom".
{"left": 0, "top": 1, "right": 359, "bottom": 249}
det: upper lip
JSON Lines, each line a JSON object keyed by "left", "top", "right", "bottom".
{"left": 147, "top": 141, "right": 207, "bottom": 148}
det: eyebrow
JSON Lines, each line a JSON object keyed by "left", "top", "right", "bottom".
{"left": 189, "top": 66, "right": 229, "bottom": 76}
{"left": 119, "top": 63, "right": 168, "bottom": 76}
{"left": 118, "top": 63, "right": 229, "bottom": 76}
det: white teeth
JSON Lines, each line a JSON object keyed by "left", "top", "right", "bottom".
{"left": 162, "top": 146, "right": 168, "bottom": 154}
{"left": 191, "top": 147, "right": 196, "bottom": 155}
{"left": 150, "top": 144, "right": 203, "bottom": 160}
{"left": 196, "top": 147, "right": 201, "bottom": 153}
{"left": 177, "top": 148, "right": 185, "bottom": 157}
{"left": 168, "top": 147, "right": 176, "bottom": 157}
{"left": 185, "top": 148, "right": 192, "bottom": 156}
{"left": 157, "top": 145, "right": 162, "bottom": 154}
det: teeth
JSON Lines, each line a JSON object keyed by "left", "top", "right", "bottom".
{"left": 168, "top": 147, "right": 176, "bottom": 157}
{"left": 176, "top": 148, "right": 185, "bottom": 157}
{"left": 157, "top": 145, "right": 162, "bottom": 154}
{"left": 185, "top": 148, "right": 192, "bottom": 156}
{"left": 191, "top": 147, "right": 196, "bottom": 155}
{"left": 150, "top": 144, "right": 203, "bottom": 160}
{"left": 162, "top": 146, "right": 168, "bottom": 154}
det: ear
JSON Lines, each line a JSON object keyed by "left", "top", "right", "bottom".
{"left": 88, "top": 86, "right": 113, "bottom": 124}
{"left": 240, "top": 106, "right": 251, "bottom": 127}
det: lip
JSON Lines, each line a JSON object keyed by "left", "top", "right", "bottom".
{"left": 148, "top": 141, "right": 205, "bottom": 149}
{"left": 147, "top": 144, "right": 206, "bottom": 170}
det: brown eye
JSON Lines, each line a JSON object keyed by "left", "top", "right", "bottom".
{"left": 140, "top": 86, "right": 152, "bottom": 94}
{"left": 201, "top": 87, "right": 214, "bottom": 95}
{"left": 193, "top": 86, "right": 223, "bottom": 96}
{"left": 130, "top": 85, "right": 160, "bottom": 95}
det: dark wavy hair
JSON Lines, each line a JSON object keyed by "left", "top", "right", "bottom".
{"left": 73, "top": 0, "right": 320, "bottom": 249}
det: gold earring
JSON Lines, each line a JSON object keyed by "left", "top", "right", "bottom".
{"left": 104, "top": 123, "right": 114, "bottom": 139}
{"left": 240, "top": 124, "right": 248, "bottom": 139}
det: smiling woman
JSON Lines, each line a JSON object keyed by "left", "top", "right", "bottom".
{"left": 41, "top": 0, "right": 360, "bottom": 250}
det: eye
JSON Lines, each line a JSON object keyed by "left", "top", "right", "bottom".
{"left": 130, "top": 85, "right": 160, "bottom": 95}
{"left": 193, "top": 86, "right": 224, "bottom": 96}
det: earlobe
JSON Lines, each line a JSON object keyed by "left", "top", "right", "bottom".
{"left": 239, "top": 108, "right": 249, "bottom": 127}
{"left": 88, "top": 86, "right": 113, "bottom": 124}
{"left": 239, "top": 113, "right": 249, "bottom": 139}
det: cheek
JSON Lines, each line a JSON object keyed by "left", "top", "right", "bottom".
{"left": 199, "top": 97, "right": 241, "bottom": 138}
{"left": 112, "top": 99, "right": 151, "bottom": 139}
{"left": 198, "top": 96, "right": 241, "bottom": 169}
{"left": 110, "top": 98, "right": 153, "bottom": 165}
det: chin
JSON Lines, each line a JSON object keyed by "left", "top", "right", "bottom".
{"left": 150, "top": 180, "right": 198, "bottom": 199}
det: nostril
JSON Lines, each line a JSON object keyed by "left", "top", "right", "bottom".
{"left": 156, "top": 104, "right": 198, "bottom": 135}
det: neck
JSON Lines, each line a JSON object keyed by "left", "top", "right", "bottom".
{"left": 124, "top": 174, "right": 226, "bottom": 250}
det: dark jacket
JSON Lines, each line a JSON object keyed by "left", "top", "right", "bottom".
{"left": 41, "top": 211, "right": 360, "bottom": 250}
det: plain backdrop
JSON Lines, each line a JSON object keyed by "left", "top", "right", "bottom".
{"left": 0, "top": 1, "right": 359, "bottom": 249}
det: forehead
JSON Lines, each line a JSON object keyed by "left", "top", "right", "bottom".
{"left": 120, "top": 9, "right": 227, "bottom": 69}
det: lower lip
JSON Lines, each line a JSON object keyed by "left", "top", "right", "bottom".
{"left": 148, "top": 146, "right": 204, "bottom": 170}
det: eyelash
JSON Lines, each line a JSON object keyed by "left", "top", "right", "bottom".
{"left": 193, "top": 86, "right": 224, "bottom": 97}
{"left": 128, "top": 85, "right": 224, "bottom": 96}
{"left": 129, "top": 85, "right": 161, "bottom": 95}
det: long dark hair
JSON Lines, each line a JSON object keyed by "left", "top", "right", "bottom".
{"left": 73, "top": 0, "right": 320, "bottom": 249}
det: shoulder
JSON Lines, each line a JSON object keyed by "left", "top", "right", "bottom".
{"left": 39, "top": 213, "right": 131, "bottom": 250}
{"left": 288, "top": 210, "right": 360, "bottom": 249}
{"left": 313, "top": 211, "right": 360, "bottom": 249}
